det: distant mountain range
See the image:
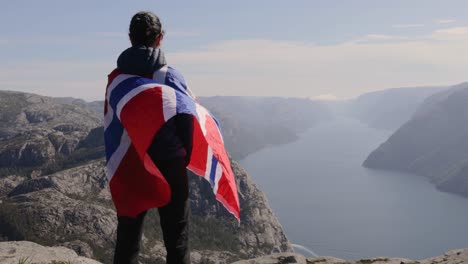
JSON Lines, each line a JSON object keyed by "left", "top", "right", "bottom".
{"left": 199, "top": 96, "right": 331, "bottom": 159}
{"left": 54, "top": 95, "right": 332, "bottom": 160}
{"left": 363, "top": 82, "right": 468, "bottom": 197}
{"left": 344, "top": 86, "right": 448, "bottom": 130}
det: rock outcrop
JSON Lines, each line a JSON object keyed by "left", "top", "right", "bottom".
{"left": 189, "top": 159, "right": 292, "bottom": 256}
{"left": 0, "top": 91, "right": 344, "bottom": 263}
{"left": 0, "top": 91, "right": 102, "bottom": 176}
{"left": 3, "top": 241, "right": 468, "bottom": 264}
{"left": 231, "top": 253, "right": 310, "bottom": 264}
{"left": 0, "top": 241, "right": 101, "bottom": 264}
{"left": 0, "top": 91, "right": 293, "bottom": 263}
{"left": 0, "top": 91, "right": 101, "bottom": 140}
{"left": 234, "top": 248, "right": 468, "bottom": 264}
{"left": 0, "top": 157, "right": 291, "bottom": 263}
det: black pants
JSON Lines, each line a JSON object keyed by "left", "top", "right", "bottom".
{"left": 113, "top": 158, "right": 191, "bottom": 264}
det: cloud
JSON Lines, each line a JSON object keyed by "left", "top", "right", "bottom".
{"left": 432, "top": 27, "right": 468, "bottom": 40}
{"left": 1, "top": 33, "right": 129, "bottom": 47}
{"left": 353, "top": 34, "right": 407, "bottom": 44}
{"left": 0, "top": 31, "right": 199, "bottom": 49}
{"left": 0, "top": 38, "right": 9, "bottom": 45}
{"left": 2, "top": 26, "right": 468, "bottom": 100}
{"left": 392, "top": 24, "right": 424, "bottom": 29}
{"left": 364, "top": 34, "right": 396, "bottom": 40}
{"left": 168, "top": 27, "right": 468, "bottom": 98}
{"left": 436, "top": 19, "right": 456, "bottom": 24}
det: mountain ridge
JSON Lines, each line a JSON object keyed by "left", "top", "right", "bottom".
{"left": 344, "top": 85, "right": 448, "bottom": 130}
{"left": 53, "top": 94, "right": 332, "bottom": 160}
{"left": 363, "top": 82, "right": 468, "bottom": 197}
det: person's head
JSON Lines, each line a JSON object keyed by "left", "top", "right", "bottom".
{"left": 129, "top": 11, "right": 164, "bottom": 47}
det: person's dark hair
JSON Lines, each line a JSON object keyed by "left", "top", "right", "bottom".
{"left": 129, "top": 11, "right": 163, "bottom": 47}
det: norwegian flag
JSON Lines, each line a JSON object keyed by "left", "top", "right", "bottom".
{"left": 104, "top": 66, "right": 240, "bottom": 221}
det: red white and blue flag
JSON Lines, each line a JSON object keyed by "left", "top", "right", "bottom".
{"left": 104, "top": 66, "right": 240, "bottom": 220}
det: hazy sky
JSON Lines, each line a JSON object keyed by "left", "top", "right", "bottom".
{"left": 1, "top": 0, "right": 468, "bottom": 100}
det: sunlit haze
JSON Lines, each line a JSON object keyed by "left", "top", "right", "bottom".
{"left": 1, "top": 0, "right": 468, "bottom": 100}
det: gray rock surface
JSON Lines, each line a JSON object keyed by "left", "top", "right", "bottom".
{"left": 0, "top": 91, "right": 101, "bottom": 139}
{"left": 0, "top": 160, "right": 117, "bottom": 261}
{"left": 422, "top": 248, "right": 468, "bottom": 264}
{"left": 0, "top": 157, "right": 291, "bottom": 263}
{"left": 0, "top": 241, "right": 101, "bottom": 264}
{"left": 231, "top": 253, "right": 309, "bottom": 264}
{"left": 0, "top": 175, "right": 24, "bottom": 196}
{"left": 0, "top": 91, "right": 292, "bottom": 263}
{"left": 4, "top": 240, "right": 468, "bottom": 264}
{"left": 188, "top": 159, "right": 292, "bottom": 257}
{"left": 0, "top": 91, "right": 101, "bottom": 174}
{"left": 59, "top": 240, "right": 95, "bottom": 258}
{"left": 232, "top": 248, "right": 468, "bottom": 264}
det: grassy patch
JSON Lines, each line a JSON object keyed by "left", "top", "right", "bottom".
{"left": 190, "top": 216, "right": 240, "bottom": 253}
{"left": 141, "top": 209, "right": 241, "bottom": 254}
{"left": 17, "top": 257, "right": 30, "bottom": 264}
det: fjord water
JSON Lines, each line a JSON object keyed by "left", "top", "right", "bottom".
{"left": 240, "top": 118, "right": 468, "bottom": 260}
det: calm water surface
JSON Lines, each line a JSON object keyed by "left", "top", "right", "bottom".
{"left": 240, "top": 118, "right": 468, "bottom": 260}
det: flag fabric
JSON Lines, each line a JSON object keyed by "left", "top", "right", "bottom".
{"left": 104, "top": 66, "right": 240, "bottom": 221}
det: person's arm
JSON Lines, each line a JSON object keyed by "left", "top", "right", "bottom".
{"left": 175, "top": 114, "right": 194, "bottom": 165}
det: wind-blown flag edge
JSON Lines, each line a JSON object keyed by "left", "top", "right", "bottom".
{"left": 104, "top": 69, "right": 240, "bottom": 221}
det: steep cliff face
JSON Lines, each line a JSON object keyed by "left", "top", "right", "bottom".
{"left": 0, "top": 91, "right": 291, "bottom": 264}
{"left": 363, "top": 82, "right": 468, "bottom": 196}
{"left": 0, "top": 159, "right": 291, "bottom": 263}
{"left": 189, "top": 159, "right": 291, "bottom": 256}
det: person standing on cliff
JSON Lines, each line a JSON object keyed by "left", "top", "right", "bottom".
{"left": 112, "top": 11, "right": 192, "bottom": 264}
{"left": 105, "top": 11, "right": 240, "bottom": 264}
